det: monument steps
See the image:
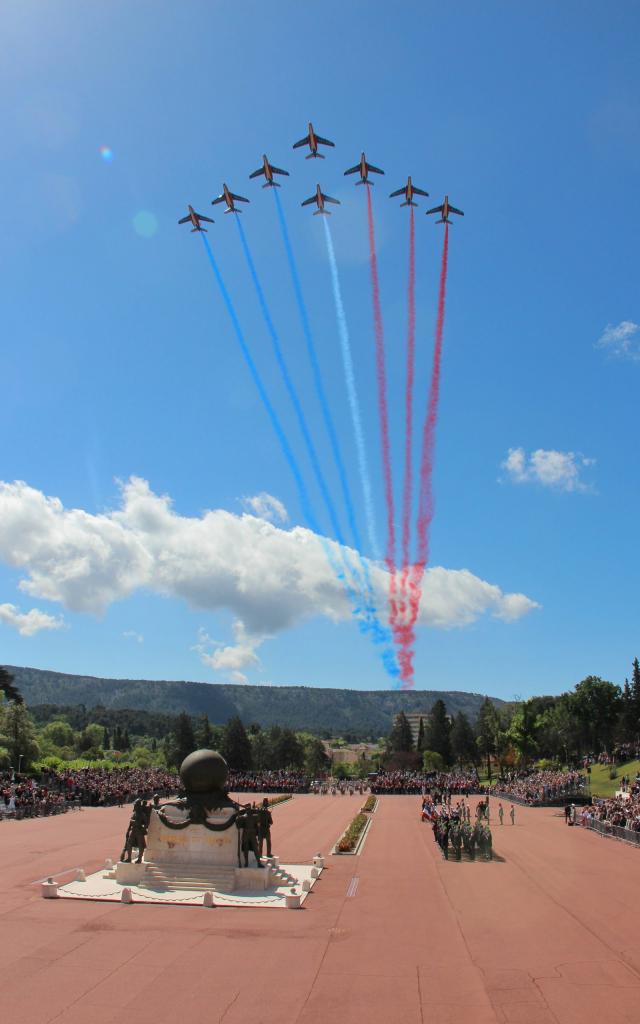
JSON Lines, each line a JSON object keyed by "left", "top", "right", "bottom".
{"left": 141, "top": 862, "right": 236, "bottom": 892}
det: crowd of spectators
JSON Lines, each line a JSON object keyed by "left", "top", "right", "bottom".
{"left": 494, "top": 768, "right": 586, "bottom": 805}
{"left": 577, "top": 768, "right": 640, "bottom": 836}
{"left": 370, "top": 769, "right": 483, "bottom": 796}
{"left": 227, "top": 769, "right": 309, "bottom": 793}
{"left": 0, "top": 766, "right": 179, "bottom": 819}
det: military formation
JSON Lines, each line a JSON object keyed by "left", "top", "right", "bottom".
{"left": 424, "top": 797, "right": 494, "bottom": 862}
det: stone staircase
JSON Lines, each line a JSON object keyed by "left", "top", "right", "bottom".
{"left": 140, "top": 861, "right": 236, "bottom": 893}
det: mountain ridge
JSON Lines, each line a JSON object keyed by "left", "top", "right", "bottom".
{"left": 4, "top": 665, "right": 504, "bottom": 737}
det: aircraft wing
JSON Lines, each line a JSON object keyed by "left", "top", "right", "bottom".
{"left": 199, "top": 215, "right": 214, "bottom": 223}
{"left": 344, "top": 164, "right": 360, "bottom": 176}
{"left": 426, "top": 204, "right": 444, "bottom": 215}
{"left": 178, "top": 215, "right": 191, "bottom": 224}
{"left": 316, "top": 135, "right": 334, "bottom": 146}
{"left": 449, "top": 205, "right": 464, "bottom": 216}
{"left": 389, "top": 187, "right": 405, "bottom": 198}
{"left": 323, "top": 194, "right": 340, "bottom": 205}
{"left": 413, "top": 186, "right": 429, "bottom": 197}
{"left": 293, "top": 135, "right": 310, "bottom": 149}
{"left": 271, "top": 166, "right": 289, "bottom": 176}
{"left": 301, "top": 195, "right": 316, "bottom": 206}
{"left": 249, "top": 168, "right": 263, "bottom": 179}
{"left": 231, "top": 193, "right": 250, "bottom": 203}
{"left": 211, "top": 195, "right": 225, "bottom": 205}
{"left": 367, "top": 164, "right": 384, "bottom": 175}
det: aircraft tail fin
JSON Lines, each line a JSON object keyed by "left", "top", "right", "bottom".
{"left": 306, "top": 152, "right": 324, "bottom": 159}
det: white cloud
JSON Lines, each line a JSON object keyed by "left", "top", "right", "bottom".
{"left": 0, "top": 602, "right": 64, "bottom": 637}
{"left": 193, "top": 623, "right": 262, "bottom": 684}
{"left": 0, "top": 478, "right": 538, "bottom": 660}
{"left": 241, "top": 492, "right": 288, "bottom": 524}
{"left": 596, "top": 321, "right": 640, "bottom": 361}
{"left": 123, "top": 630, "right": 144, "bottom": 644}
{"left": 501, "top": 447, "right": 595, "bottom": 493}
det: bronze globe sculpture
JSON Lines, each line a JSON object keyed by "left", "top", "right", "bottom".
{"left": 180, "top": 749, "right": 229, "bottom": 794}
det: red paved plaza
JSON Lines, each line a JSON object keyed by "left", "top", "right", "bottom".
{"left": 1, "top": 795, "right": 639, "bottom": 1024}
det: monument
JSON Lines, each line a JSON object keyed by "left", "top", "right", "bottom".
{"left": 46, "top": 748, "right": 322, "bottom": 908}
{"left": 116, "top": 749, "right": 274, "bottom": 892}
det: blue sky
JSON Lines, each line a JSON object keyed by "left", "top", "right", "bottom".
{"left": 1, "top": 1, "right": 639, "bottom": 700}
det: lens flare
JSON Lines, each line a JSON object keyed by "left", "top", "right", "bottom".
{"left": 99, "top": 145, "right": 113, "bottom": 162}
{"left": 132, "top": 210, "right": 158, "bottom": 238}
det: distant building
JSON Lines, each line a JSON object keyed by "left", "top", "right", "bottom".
{"left": 322, "top": 742, "right": 379, "bottom": 765}
{"left": 404, "top": 712, "right": 432, "bottom": 748}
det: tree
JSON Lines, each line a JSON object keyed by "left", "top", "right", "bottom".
{"left": 304, "top": 737, "right": 330, "bottom": 777}
{"left": 422, "top": 750, "right": 444, "bottom": 772}
{"left": 102, "top": 726, "right": 111, "bottom": 750}
{"left": 0, "top": 702, "right": 40, "bottom": 770}
{"left": 416, "top": 717, "right": 426, "bottom": 754}
{"left": 476, "top": 698, "right": 499, "bottom": 780}
{"left": 222, "top": 717, "right": 252, "bottom": 770}
{"left": 508, "top": 702, "right": 539, "bottom": 766}
{"left": 450, "top": 712, "right": 476, "bottom": 766}
{"left": 170, "top": 712, "right": 196, "bottom": 769}
{"left": 570, "top": 676, "right": 620, "bottom": 754}
{"left": 195, "top": 713, "right": 213, "bottom": 749}
{"left": 0, "top": 667, "right": 23, "bottom": 704}
{"left": 41, "top": 720, "right": 75, "bottom": 749}
{"left": 388, "top": 712, "right": 413, "bottom": 753}
{"left": 425, "top": 700, "right": 452, "bottom": 765}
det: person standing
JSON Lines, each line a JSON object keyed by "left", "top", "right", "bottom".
{"left": 257, "top": 798, "right": 273, "bottom": 858}
{"left": 498, "top": 803, "right": 504, "bottom": 825}
{"left": 510, "top": 804, "right": 516, "bottom": 825}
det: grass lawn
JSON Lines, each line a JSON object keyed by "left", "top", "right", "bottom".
{"left": 581, "top": 759, "right": 640, "bottom": 798}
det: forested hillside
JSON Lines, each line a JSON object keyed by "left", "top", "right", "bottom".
{"left": 5, "top": 665, "right": 501, "bottom": 738}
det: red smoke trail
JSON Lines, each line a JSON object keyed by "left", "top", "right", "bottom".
{"left": 366, "top": 187, "right": 397, "bottom": 620}
{"left": 400, "top": 223, "right": 449, "bottom": 688}
{"left": 398, "top": 207, "right": 416, "bottom": 626}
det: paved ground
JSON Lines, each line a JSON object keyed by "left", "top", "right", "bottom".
{"left": 1, "top": 795, "right": 640, "bottom": 1023}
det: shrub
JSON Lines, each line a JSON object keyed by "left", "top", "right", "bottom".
{"left": 336, "top": 812, "right": 368, "bottom": 853}
{"left": 362, "top": 796, "right": 377, "bottom": 813}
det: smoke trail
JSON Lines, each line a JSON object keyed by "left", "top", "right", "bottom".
{"left": 365, "top": 187, "right": 396, "bottom": 573}
{"left": 322, "top": 217, "right": 380, "bottom": 560}
{"left": 273, "top": 190, "right": 359, "bottom": 551}
{"left": 400, "top": 224, "right": 450, "bottom": 688}
{"left": 273, "top": 192, "right": 400, "bottom": 679}
{"left": 200, "top": 232, "right": 360, "bottom": 616}
{"left": 399, "top": 206, "right": 416, "bottom": 623}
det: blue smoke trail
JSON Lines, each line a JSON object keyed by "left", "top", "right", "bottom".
{"left": 235, "top": 217, "right": 345, "bottom": 551}
{"left": 200, "top": 233, "right": 372, "bottom": 646}
{"left": 323, "top": 217, "right": 381, "bottom": 561}
{"left": 234, "top": 219, "right": 383, "bottom": 645}
{"left": 272, "top": 193, "right": 399, "bottom": 679}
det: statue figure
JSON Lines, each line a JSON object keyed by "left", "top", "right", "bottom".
{"left": 236, "top": 803, "right": 263, "bottom": 868}
{"left": 121, "top": 799, "right": 149, "bottom": 863}
{"left": 257, "top": 798, "right": 273, "bottom": 858}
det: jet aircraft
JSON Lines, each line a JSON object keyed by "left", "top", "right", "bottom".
{"left": 292, "top": 122, "right": 335, "bottom": 159}
{"left": 425, "top": 195, "right": 464, "bottom": 224}
{"left": 301, "top": 184, "right": 341, "bottom": 215}
{"left": 389, "top": 176, "right": 430, "bottom": 207}
{"left": 344, "top": 152, "right": 384, "bottom": 185}
{"left": 249, "top": 155, "right": 289, "bottom": 187}
{"left": 178, "top": 205, "right": 214, "bottom": 232}
{"left": 211, "top": 184, "right": 250, "bottom": 214}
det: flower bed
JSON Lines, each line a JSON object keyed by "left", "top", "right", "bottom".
{"left": 362, "top": 796, "right": 377, "bottom": 813}
{"left": 267, "top": 794, "right": 292, "bottom": 807}
{"left": 336, "top": 812, "right": 368, "bottom": 853}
